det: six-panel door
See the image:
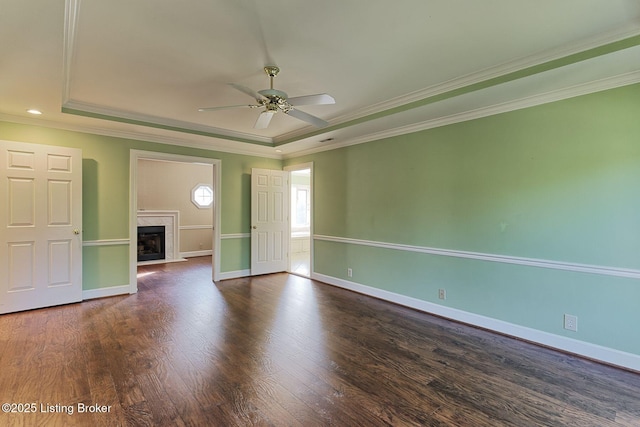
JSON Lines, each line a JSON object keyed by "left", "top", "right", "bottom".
{"left": 251, "top": 168, "right": 289, "bottom": 275}
{"left": 0, "top": 140, "right": 82, "bottom": 314}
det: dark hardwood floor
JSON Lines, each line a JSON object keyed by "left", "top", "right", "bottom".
{"left": 1, "top": 256, "right": 639, "bottom": 426}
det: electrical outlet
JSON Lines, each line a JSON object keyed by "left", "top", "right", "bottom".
{"left": 564, "top": 314, "right": 578, "bottom": 332}
{"left": 438, "top": 289, "right": 446, "bottom": 300}
{"left": 347, "top": 268, "right": 353, "bottom": 278}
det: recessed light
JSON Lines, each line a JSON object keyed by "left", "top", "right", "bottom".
{"left": 26, "top": 109, "right": 42, "bottom": 115}
{"left": 275, "top": 149, "right": 282, "bottom": 153}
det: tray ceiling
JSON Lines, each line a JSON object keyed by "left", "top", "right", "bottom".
{"left": 1, "top": 0, "right": 639, "bottom": 157}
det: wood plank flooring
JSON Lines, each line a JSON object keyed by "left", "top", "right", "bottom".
{"left": 1, "top": 255, "right": 639, "bottom": 426}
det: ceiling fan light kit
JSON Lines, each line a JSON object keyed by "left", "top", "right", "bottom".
{"left": 199, "top": 65, "right": 335, "bottom": 129}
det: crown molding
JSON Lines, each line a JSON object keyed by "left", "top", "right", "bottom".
{"left": 0, "top": 112, "right": 283, "bottom": 159}
{"left": 62, "top": 0, "right": 80, "bottom": 105}
{"left": 5, "top": 67, "right": 638, "bottom": 162}
{"left": 61, "top": 0, "right": 275, "bottom": 149}
{"left": 63, "top": 0, "right": 640, "bottom": 149}
{"left": 24, "top": 5, "right": 640, "bottom": 160}
{"left": 62, "top": 100, "right": 273, "bottom": 145}
{"left": 278, "top": 24, "right": 640, "bottom": 143}
{"left": 283, "top": 70, "right": 640, "bottom": 159}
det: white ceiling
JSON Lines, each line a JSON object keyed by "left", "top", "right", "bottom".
{"left": 1, "top": 0, "right": 640, "bottom": 158}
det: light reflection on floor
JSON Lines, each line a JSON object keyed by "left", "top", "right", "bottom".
{"left": 136, "top": 271, "right": 156, "bottom": 278}
{"left": 266, "top": 275, "right": 328, "bottom": 394}
{"left": 291, "top": 251, "right": 310, "bottom": 277}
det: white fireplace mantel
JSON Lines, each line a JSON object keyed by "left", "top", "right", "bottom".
{"left": 137, "top": 210, "right": 182, "bottom": 264}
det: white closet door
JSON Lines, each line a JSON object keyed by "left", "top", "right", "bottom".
{"left": 0, "top": 140, "right": 82, "bottom": 314}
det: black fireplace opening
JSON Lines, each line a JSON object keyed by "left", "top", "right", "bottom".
{"left": 137, "top": 226, "right": 166, "bottom": 262}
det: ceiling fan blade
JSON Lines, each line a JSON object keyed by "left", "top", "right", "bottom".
{"left": 198, "top": 104, "right": 258, "bottom": 112}
{"left": 287, "top": 93, "right": 335, "bottom": 106}
{"left": 254, "top": 111, "right": 275, "bottom": 129}
{"left": 286, "top": 108, "right": 329, "bottom": 128}
{"left": 229, "top": 83, "right": 264, "bottom": 102}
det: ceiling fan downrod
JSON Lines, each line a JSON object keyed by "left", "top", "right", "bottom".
{"left": 259, "top": 66, "right": 288, "bottom": 108}
{"left": 264, "top": 65, "right": 280, "bottom": 88}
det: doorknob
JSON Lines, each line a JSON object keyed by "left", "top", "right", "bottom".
{"left": 73, "top": 229, "right": 80, "bottom": 235}
{"left": 252, "top": 226, "right": 257, "bottom": 229}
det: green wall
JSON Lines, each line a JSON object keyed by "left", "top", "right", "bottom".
{"left": 3, "top": 81, "right": 639, "bottom": 359}
{"left": 287, "top": 83, "right": 640, "bottom": 356}
{"left": 0, "top": 121, "right": 280, "bottom": 289}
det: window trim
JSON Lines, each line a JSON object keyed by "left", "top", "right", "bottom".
{"left": 191, "top": 183, "right": 213, "bottom": 208}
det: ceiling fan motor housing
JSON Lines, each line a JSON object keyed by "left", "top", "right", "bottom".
{"left": 258, "top": 89, "right": 288, "bottom": 99}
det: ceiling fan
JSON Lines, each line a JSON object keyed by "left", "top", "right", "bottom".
{"left": 198, "top": 66, "right": 335, "bottom": 129}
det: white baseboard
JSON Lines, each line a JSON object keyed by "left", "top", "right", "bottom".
{"left": 137, "top": 258, "right": 187, "bottom": 266}
{"left": 218, "top": 269, "right": 251, "bottom": 280}
{"left": 312, "top": 272, "right": 640, "bottom": 372}
{"left": 180, "top": 250, "right": 213, "bottom": 258}
{"left": 82, "top": 284, "right": 131, "bottom": 301}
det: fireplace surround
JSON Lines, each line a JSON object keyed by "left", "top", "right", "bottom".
{"left": 136, "top": 210, "right": 182, "bottom": 264}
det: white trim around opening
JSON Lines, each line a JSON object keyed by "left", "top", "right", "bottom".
{"left": 284, "top": 162, "right": 314, "bottom": 278}
{"left": 129, "top": 150, "right": 222, "bottom": 293}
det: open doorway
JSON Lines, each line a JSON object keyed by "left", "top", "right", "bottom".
{"left": 285, "top": 163, "right": 313, "bottom": 277}
{"left": 129, "top": 150, "right": 221, "bottom": 293}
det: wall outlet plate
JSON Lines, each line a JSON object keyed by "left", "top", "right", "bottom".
{"left": 564, "top": 314, "right": 578, "bottom": 332}
{"left": 438, "top": 289, "right": 446, "bottom": 300}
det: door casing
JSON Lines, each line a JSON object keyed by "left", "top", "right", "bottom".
{"left": 284, "top": 162, "right": 313, "bottom": 277}
{"left": 129, "top": 150, "right": 221, "bottom": 291}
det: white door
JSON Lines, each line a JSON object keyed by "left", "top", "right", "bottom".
{"left": 0, "top": 140, "right": 82, "bottom": 314}
{"left": 251, "top": 168, "right": 289, "bottom": 275}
